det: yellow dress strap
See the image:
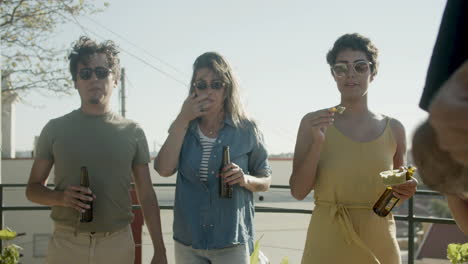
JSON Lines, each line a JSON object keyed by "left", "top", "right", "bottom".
{"left": 315, "top": 200, "right": 380, "bottom": 264}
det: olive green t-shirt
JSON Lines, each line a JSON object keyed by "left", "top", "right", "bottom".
{"left": 36, "top": 109, "right": 150, "bottom": 232}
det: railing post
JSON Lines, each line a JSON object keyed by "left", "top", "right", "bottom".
{"left": 408, "top": 196, "right": 414, "bottom": 264}
{"left": 0, "top": 184, "right": 3, "bottom": 249}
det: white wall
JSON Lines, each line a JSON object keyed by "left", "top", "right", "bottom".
{"left": 1, "top": 159, "right": 51, "bottom": 263}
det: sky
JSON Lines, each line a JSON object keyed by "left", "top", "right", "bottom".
{"left": 12, "top": 0, "right": 447, "bottom": 155}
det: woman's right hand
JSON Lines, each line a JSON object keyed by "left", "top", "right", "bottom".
{"left": 178, "top": 92, "right": 214, "bottom": 123}
{"left": 301, "top": 109, "right": 335, "bottom": 143}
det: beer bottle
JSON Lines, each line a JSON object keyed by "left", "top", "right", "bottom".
{"left": 80, "top": 166, "right": 93, "bottom": 222}
{"left": 373, "top": 166, "right": 416, "bottom": 217}
{"left": 219, "top": 146, "right": 233, "bottom": 198}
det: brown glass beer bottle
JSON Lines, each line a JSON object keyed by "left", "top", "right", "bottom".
{"left": 373, "top": 166, "right": 416, "bottom": 217}
{"left": 80, "top": 166, "right": 93, "bottom": 222}
{"left": 220, "top": 146, "right": 233, "bottom": 198}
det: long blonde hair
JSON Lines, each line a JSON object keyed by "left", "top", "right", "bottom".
{"left": 189, "top": 52, "right": 252, "bottom": 128}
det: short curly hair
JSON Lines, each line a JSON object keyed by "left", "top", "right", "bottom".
{"left": 68, "top": 36, "right": 121, "bottom": 82}
{"left": 326, "top": 33, "right": 379, "bottom": 78}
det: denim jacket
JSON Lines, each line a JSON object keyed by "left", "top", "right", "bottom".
{"left": 172, "top": 118, "right": 271, "bottom": 253}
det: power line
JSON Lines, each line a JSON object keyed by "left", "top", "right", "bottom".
{"left": 64, "top": 15, "right": 188, "bottom": 87}
{"left": 64, "top": 14, "right": 295, "bottom": 148}
{"left": 266, "top": 125, "right": 296, "bottom": 146}
{"left": 124, "top": 72, "right": 169, "bottom": 147}
{"left": 83, "top": 15, "right": 188, "bottom": 79}
{"left": 120, "top": 48, "right": 187, "bottom": 86}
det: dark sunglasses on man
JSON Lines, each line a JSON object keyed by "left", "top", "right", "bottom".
{"left": 79, "top": 67, "right": 112, "bottom": 80}
{"left": 331, "top": 61, "right": 372, "bottom": 78}
{"left": 192, "top": 80, "right": 226, "bottom": 90}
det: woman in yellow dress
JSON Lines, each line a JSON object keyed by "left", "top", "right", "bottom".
{"left": 289, "top": 33, "right": 418, "bottom": 264}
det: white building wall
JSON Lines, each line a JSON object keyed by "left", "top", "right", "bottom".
{"left": 1, "top": 103, "right": 15, "bottom": 158}
{"left": 1, "top": 159, "right": 52, "bottom": 263}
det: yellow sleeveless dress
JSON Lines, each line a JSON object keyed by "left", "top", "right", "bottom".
{"left": 301, "top": 119, "right": 401, "bottom": 264}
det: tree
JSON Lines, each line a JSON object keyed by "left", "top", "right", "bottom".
{"left": 1, "top": 0, "right": 108, "bottom": 98}
{"left": 430, "top": 198, "right": 453, "bottom": 218}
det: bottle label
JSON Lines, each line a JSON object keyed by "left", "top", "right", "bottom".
{"left": 384, "top": 197, "right": 399, "bottom": 211}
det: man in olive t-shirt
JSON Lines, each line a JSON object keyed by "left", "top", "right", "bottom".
{"left": 25, "top": 36, "right": 167, "bottom": 264}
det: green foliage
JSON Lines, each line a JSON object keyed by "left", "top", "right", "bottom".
{"left": 250, "top": 235, "right": 263, "bottom": 264}
{"left": 430, "top": 198, "right": 452, "bottom": 218}
{"left": 1, "top": 0, "right": 108, "bottom": 98}
{"left": 0, "top": 228, "right": 21, "bottom": 264}
{"left": 0, "top": 230, "right": 16, "bottom": 241}
{"left": 280, "top": 256, "right": 289, "bottom": 264}
{"left": 448, "top": 243, "right": 468, "bottom": 264}
{"left": 0, "top": 244, "right": 21, "bottom": 264}
{"left": 251, "top": 235, "right": 290, "bottom": 264}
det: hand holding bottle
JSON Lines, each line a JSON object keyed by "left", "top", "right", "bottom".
{"left": 373, "top": 166, "right": 418, "bottom": 217}
{"left": 391, "top": 178, "right": 418, "bottom": 200}
{"left": 60, "top": 185, "right": 95, "bottom": 213}
{"left": 221, "top": 162, "right": 248, "bottom": 187}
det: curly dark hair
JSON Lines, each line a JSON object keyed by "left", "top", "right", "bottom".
{"left": 68, "top": 36, "right": 121, "bottom": 82}
{"left": 326, "top": 33, "right": 379, "bottom": 78}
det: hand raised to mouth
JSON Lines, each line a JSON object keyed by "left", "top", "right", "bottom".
{"left": 329, "top": 106, "right": 346, "bottom": 114}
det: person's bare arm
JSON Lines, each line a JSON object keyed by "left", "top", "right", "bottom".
{"left": 390, "top": 119, "right": 417, "bottom": 202}
{"left": 154, "top": 93, "right": 212, "bottom": 176}
{"left": 446, "top": 195, "right": 468, "bottom": 236}
{"left": 222, "top": 163, "right": 271, "bottom": 192}
{"left": 240, "top": 175, "right": 271, "bottom": 192}
{"left": 289, "top": 110, "right": 333, "bottom": 200}
{"left": 154, "top": 117, "right": 189, "bottom": 177}
{"left": 391, "top": 119, "right": 406, "bottom": 169}
{"left": 26, "top": 159, "right": 92, "bottom": 212}
{"left": 133, "top": 163, "right": 167, "bottom": 264}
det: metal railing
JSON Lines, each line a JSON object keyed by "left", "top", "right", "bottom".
{"left": 0, "top": 184, "right": 455, "bottom": 264}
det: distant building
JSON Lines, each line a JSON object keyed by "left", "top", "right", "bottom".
{"left": 2, "top": 71, "right": 19, "bottom": 158}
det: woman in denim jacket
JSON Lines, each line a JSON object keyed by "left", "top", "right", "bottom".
{"left": 155, "top": 52, "right": 272, "bottom": 264}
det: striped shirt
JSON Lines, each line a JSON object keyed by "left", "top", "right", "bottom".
{"left": 197, "top": 125, "right": 216, "bottom": 181}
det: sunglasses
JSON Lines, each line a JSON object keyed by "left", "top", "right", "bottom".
{"left": 331, "top": 61, "right": 372, "bottom": 77}
{"left": 78, "top": 67, "right": 112, "bottom": 80}
{"left": 192, "top": 80, "right": 226, "bottom": 90}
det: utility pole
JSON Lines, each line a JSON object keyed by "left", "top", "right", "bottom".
{"left": 120, "top": 68, "right": 141, "bottom": 264}
{"left": 0, "top": 70, "right": 3, "bottom": 234}
{"left": 120, "top": 67, "right": 126, "bottom": 117}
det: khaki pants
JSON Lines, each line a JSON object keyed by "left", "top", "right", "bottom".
{"left": 174, "top": 240, "right": 250, "bottom": 264}
{"left": 46, "top": 224, "right": 135, "bottom": 264}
